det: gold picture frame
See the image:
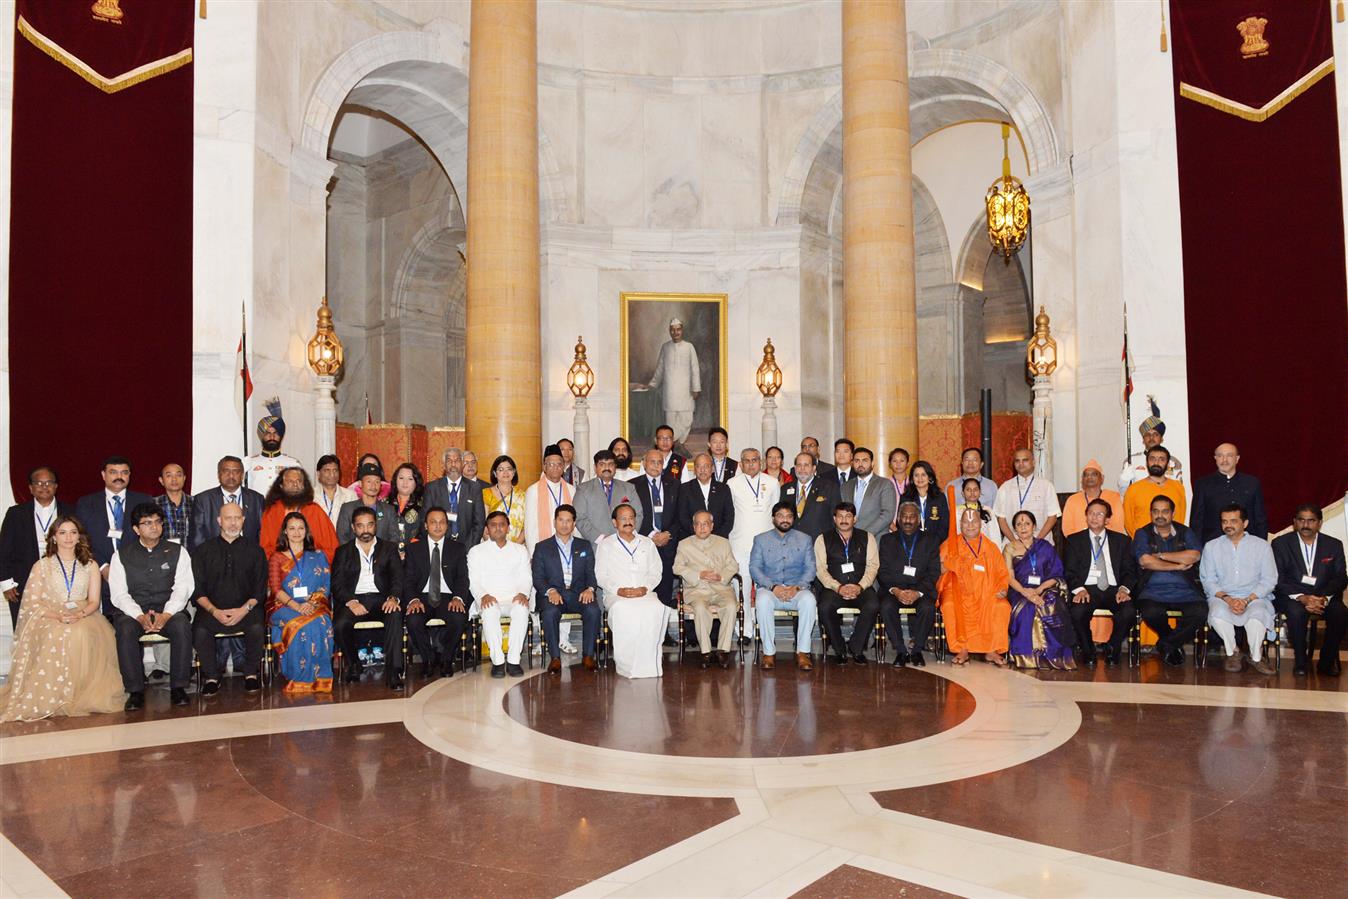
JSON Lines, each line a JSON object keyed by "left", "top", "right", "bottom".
{"left": 620, "top": 291, "right": 729, "bottom": 460}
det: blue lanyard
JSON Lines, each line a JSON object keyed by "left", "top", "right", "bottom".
{"left": 35, "top": 506, "right": 54, "bottom": 537}
{"left": 359, "top": 544, "right": 376, "bottom": 574}
{"left": 497, "top": 487, "right": 514, "bottom": 517}
{"left": 57, "top": 557, "right": 77, "bottom": 598}
{"left": 714, "top": 458, "right": 725, "bottom": 480}
{"left": 618, "top": 536, "right": 639, "bottom": 561}
{"left": 1028, "top": 546, "right": 1038, "bottom": 576}
{"left": 1091, "top": 534, "right": 1106, "bottom": 564}
{"left": 962, "top": 535, "right": 983, "bottom": 560}
{"left": 1017, "top": 476, "right": 1035, "bottom": 506}
{"left": 747, "top": 476, "right": 761, "bottom": 501}
{"left": 289, "top": 548, "right": 301, "bottom": 565}
{"left": 837, "top": 532, "right": 852, "bottom": 561}
{"left": 899, "top": 532, "right": 917, "bottom": 566}
{"left": 322, "top": 490, "right": 337, "bottom": 515}
{"left": 917, "top": 494, "right": 928, "bottom": 530}
{"left": 557, "top": 538, "right": 574, "bottom": 571}
{"left": 547, "top": 480, "right": 564, "bottom": 509}
{"left": 1302, "top": 538, "right": 1316, "bottom": 573}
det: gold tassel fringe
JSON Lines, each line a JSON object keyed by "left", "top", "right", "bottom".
{"left": 1179, "top": 58, "right": 1335, "bottom": 123}
{"left": 17, "top": 16, "right": 192, "bottom": 94}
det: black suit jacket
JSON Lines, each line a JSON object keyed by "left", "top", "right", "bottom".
{"left": 189, "top": 485, "right": 266, "bottom": 551}
{"left": 876, "top": 528, "right": 941, "bottom": 599}
{"left": 331, "top": 538, "right": 404, "bottom": 604}
{"left": 1063, "top": 528, "right": 1138, "bottom": 595}
{"left": 674, "top": 479, "right": 735, "bottom": 540}
{"left": 711, "top": 457, "right": 738, "bottom": 483}
{"left": 1272, "top": 532, "right": 1347, "bottom": 604}
{"left": 0, "top": 500, "right": 75, "bottom": 593}
{"left": 74, "top": 490, "right": 154, "bottom": 567}
{"left": 401, "top": 537, "right": 471, "bottom": 607}
{"left": 531, "top": 535, "right": 599, "bottom": 601}
{"left": 631, "top": 473, "right": 681, "bottom": 538}
{"left": 662, "top": 453, "right": 687, "bottom": 482}
{"left": 423, "top": 477, "right": 486, "bottom": 547}
{"left": 780, "top": 477, "right": 840, "bottom": 538}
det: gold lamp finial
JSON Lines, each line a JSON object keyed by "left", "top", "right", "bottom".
{"left": 986, "top": 122, "right": 1031, "bottom": 265}
{"left": 1026, "top": 306, "right": 1058, "bottom": 378}
{"left": 306, "top": 295, "right": 344, "bottom": 377}
{"left": 755, "top": 338, "right": 783, "bottom": 398}
{"left": 567, "top": 336, "right": 595, "bottom": 398}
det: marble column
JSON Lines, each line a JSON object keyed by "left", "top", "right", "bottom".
{"left": 841, "top": 0, "right": 917, "bottom": 454}
{"left": 465, "top": 0, "right": 542, "bottom": 481}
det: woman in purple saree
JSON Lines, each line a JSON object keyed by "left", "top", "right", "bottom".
{"left": 1003, "top": 510, "right": 1076, "bottom": 670}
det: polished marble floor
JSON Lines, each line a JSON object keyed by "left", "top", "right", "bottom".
{"left": 1, "top": 646, "right": 1345, "bottom": 898}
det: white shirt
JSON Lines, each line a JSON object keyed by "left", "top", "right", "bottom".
{"left": 994, "top": 474, "right": 1062, "bottom": 544}
{"left": 422, "top": 537, "right": 453, "bottom": 594}
{"left": 319, "top": 484, "right": 357, "bottom": 527}
{"left": 243, "top": 452, "right": 302, "bottom": 496}
{"left": 108, "top": 540, "right": 195, "bottom": 618}
{"left": 105, "top": 488, "right": 128, "bottom": 531}
{"left": 0, "top": 500, "right": 61, "bottom": 593}
{"left": 1289, "top": 535, "right": 1318, "bottom": 599}
{"left": 467, "top": 539, "right": 532, "bottom": 612}
{"left": 595, "top": 532, "right": 663, "bottom": 599}
{"left": 354, "top": 538, "right": 379, "bottom": 594}
{"left": 698, "top": 479, "right": 712, "bottom": 506}
{"left": 1075, "top": 528, "right": 1122, "bottom": 592}
{"left": 555, "top": 535, "right": 576, "bottom": 587}
{"left": 728, "top": 473, "right": 780, "bottom": 553}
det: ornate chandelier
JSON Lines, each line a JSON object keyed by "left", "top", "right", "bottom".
{"left": 986, "top": 122, "right": 1030, "bottom": 264}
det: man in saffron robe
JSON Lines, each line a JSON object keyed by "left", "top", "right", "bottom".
{"left": 259, "top": 467, "right": 339, "bottom": 563}
{"left": 938, "top": 506, "right": 1011, "bottom": 666}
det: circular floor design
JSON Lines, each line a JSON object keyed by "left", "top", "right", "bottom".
{"left": 505, "top": 663, "right": 977, "bottom": 757}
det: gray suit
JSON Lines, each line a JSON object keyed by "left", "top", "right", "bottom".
{"left": 423, "top": 476, "right": 486, "bottom": 547}
{"left": 843, "top": 475, "right": 898, "bottom": 538}
{"left": 573, "top": 477, "right": 643, "bottom": 542}
{"left": 335, "top": 499, "right": 400, "bottom": 544}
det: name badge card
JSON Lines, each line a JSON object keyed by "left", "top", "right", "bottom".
{"left": 840, "top": 562, "right": 855, "bottom": 574}
{"left": 973, "top": 564, "right": 986, "bottom": 572}
{"left": 292, "top": 586, "right": 310, "bottom": 598}
{"left": 108, "top": 529, "right": 122, "bottom": 540}
{"left": 448, "top": 512, "right": 458, "bottom": 522}
{"left": 903, "top": 565, "right": 917, "bottom": 577}
{"left": 1027, "top": 575, "right": 1041, "bottom": 586}
{"left": 1302, "top": 575, "right": 1317, "bottom": 586}
{"left": 653, "top": 504, "right": 663, "bottom": 514}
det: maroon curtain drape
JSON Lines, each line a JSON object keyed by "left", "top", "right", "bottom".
{"left": 1170, "top": 0, "right": 1348, "bottom": 524}
{"left": 8, "top": 0, "right": 193, "bottom": 499}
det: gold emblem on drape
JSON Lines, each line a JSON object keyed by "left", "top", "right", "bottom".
{"left": 1237, "top": 16, "right": 1269, "bottom": 58}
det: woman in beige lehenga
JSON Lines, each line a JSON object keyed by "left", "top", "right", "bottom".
{"left": 0, "top": 516, "right": 124, "bottom": 722}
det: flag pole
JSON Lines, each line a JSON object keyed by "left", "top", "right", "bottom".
{"left": 241, "top": 302, "right": 249, "bottom": 457}
{"left": 1122, "top": 301, "right": 1134, "bottom": 464}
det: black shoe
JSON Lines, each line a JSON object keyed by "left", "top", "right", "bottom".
{"left": 1162, "top": 645, "right": 1185, "bottom": 667}
{"left": 1079, "top": 650, "right": 1097, "bottom": 668}
{"left": 892, "top": 653, "right": 908, "bottom": 668}
{"left": 441, "top": 660, "right": 455, "bottom": 679}
{"left": 244, "top": 675, "right": 261, "bottom": 692}
{"left": 738, "top": 636, "right": 754, "bottom": 648}
{"left": 717, "top": 650, "right": 731, "bottom": 669}
{"left": 150, "top": 669, "right": 169, "bottom": 681}
{"left": 699, "top": 652, "right": 712, "bottom": 669}
{"left": 831, "top": 653, "right": 849, "bottom": 665}
{"left": 506, "top": 662, "right": 524, "bottom": 677}
{"left": 124, "top": 691, "right": 145, "bottom": 711}
{"left": 663, "top": 634, "right": 679, "bottom": 648}
{"left": 910, "top": 652, "right": 926, "bottom": 667}
{"left": 170, "top": 688, "right": 190, "bottom": 706}
{"left": 852, "top": 652, "right": 869, "bottom": 665}
{"left": 201, "top": 680, "right": 220, "bottom": 697}
{"left": 1104, "top": 648, "right": 1120, "bottom": 668}
{"left": 388, "top": 671, "right": 404, "bottom": 690}
{"left": 1316, "top": 662, "right": 1340, "bottom": 677}
{"left": 491, "top": 663, "right": 506, "bottom": 679}
{"left": 1293, "top": 663, "right": 1309, "bottom": 677}
{"left": 421, "top": 660, "right": 436, "bottom": 678}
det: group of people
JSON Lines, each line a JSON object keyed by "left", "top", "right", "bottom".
{"left": 0, "top": 399, "right": 1343, "bottom": 723}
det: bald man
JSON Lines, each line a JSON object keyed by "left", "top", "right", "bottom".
{"left": 1190, "top": 443, "right": 1267, "bottom": 544}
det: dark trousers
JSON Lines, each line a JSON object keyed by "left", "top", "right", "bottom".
{"left": 539, "top": 591, "right": 601, "bottom": 658}
{"left": 819, "top": 585, "right": 880, "bottom": 656}
{"left": 655, "top": 546, "right": 677, "bottom": 609}
{"left": 1068, "top": 587, "right": 1138, "bottom": 658}
{"left": 879, "top": 594, "right": 935, "bottom": 658}
{"left": 1275, "top": 595, "right": 1347, "bottom": 668}
{"left": 193, "top": 608, "right": 265, "bottom": 681}
{"left": 333, "top": 593, "right": 405, "bottom": 675}
{"left": 405, "top": 597, "right": 468, "bottom": 670}
{"left": 6, "top": 589, "right": 20, "bottom": 627}
{"left": 111, "top": 608, "right": 192, "bottom": 691}
{"left": 1137, "top": 598, "right": 1206, "bottom": 652}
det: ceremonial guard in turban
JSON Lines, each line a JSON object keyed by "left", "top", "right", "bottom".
{"left": 244, "top": 397, "right": 303, "bottom": 496}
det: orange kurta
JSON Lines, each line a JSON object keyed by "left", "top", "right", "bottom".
{"left": 1122, "top": 478, "right": 1186, "bottom": 537}
{"left": 1060, "top": 490, "right": 1126, "bottom": 537}
{"left": 938, "top": 534, "right": 1011, "bottom": 654}
{"left": 260, "top": 501, "right": 339, "bottom": 563}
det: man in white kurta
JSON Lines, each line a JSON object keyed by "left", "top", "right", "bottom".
{"left": 1199, "top": 505, "right": 1277, "bottom": 675}
{"left": 727, "top": 448, "right": 780, "bottom": 640}
{"left": 595, "top": 504, "right": 665, "bottom": 678}
{"left": 645, "top": 318, "right": 701, "bottom": 445}
{"left": 468, "top": 512, "right": 533, "bottom": 677}
{"left": 994, "top": 448, "right": 1061, "bottom": 545}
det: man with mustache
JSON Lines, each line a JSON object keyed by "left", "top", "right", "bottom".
{"left": 1122, "top": 445, "right": 1187, "bottom": 537}
{"left": 243, "top": 396, "right": 303, "bottom": 495}
{"left": 75, "top": 456, "right": 154, "bottom": 588}
{"left": 1272, "top": 504, "right": 1347, "bottom": 676}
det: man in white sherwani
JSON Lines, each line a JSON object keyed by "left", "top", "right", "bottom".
{"left": 468, "top": 511, "right": 533, "bottom": 679}
{"left": 595, "top": 504, "right": 666, "bottom": 678}
{"left": 728, "top": 447, "right": 779, "bottom": 641}
{"left": 645, "top": 318, "right": 701, "bottom": 445}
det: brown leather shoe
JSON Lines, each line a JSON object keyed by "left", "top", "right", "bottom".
{"left": 547, "top": 657, "right": 562, "bottom": 675}
{"left": 761, "top": 654, "right": 775, "bottom": 670}
{"left": 582, "top": 655, "right": 597, "bottom": 671}
{"left": 796, "top": 652, "right": 813, "bottom": 671}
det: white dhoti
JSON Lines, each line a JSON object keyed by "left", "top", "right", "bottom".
{"left": 607, "top": 596, "right": 666, "bottom": 678}
{"left": 666, "top": 410, "right": 694, "bottom": 444}
{"left": 1207, "top": 597, "right": 1275, "bottom": 661}
{"left": 480, "top": 599, "right": 531, "bottom": 665}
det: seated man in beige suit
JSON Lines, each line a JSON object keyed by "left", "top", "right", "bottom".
{"left": 673, "top": 510, "right": 740, "bottom": 669}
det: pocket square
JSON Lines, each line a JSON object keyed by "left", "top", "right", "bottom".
{"left": 578, "top": 551, "right": 588, "bottom": 558}
{"left": 160, "top": 562, "right": 170, "bottom": 570}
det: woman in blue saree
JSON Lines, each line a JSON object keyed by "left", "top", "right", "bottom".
{"left": 1003, "top": 510, "right": 1076, "bottom": 670}
{"left": 267, "top": 512, "right": 335, "bottom": 693}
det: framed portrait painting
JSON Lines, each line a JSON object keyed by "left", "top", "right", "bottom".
{"left": 621, "top": 292, "right": 728, "bottom": 461}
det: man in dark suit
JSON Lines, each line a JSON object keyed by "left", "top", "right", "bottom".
{"left": 403, "top": 507, "right": 472, "bottom": 679}
{"left": 74, "top": 456, "right": 154, "bottom": 585}
{"left": 1272, "top": 503, "right": 1348, "bottom": 676}
{"left": 1189, "top": 442, "right": 1268, "bottom": 544}
{"left": 674, "top": 454, "right": 735, "bottom": 540}
{"left": 877, "top": 501, "right": 942, "bottom": 667}
{"left": 781, "top": 452, "right": 840, "bottom": 538}
{"left": 799, "top": 436, "right": 836, "bottom": 482}
{"left": 631, "top": 448, "right": 681, "bottom": 620}
{"left": 0, "top": 465, "right": 74, "bottom": 626}
{"left": 423, "top": 446, "right": 486, "bottom": 547}
{"left": 532, "top": 503, "right": 601, "bottom": 673}
{"left": 331, "top": 506, "right": 406, "bottom": 688}
{"left": 707, "top": 427, "right": 738, "bottom": 483}
{"left": 831, "top": 438, "right": 857, "bottom": 490}
{"left": 654, "top": 424, "right": 688, "bottom": 481}
{"left": 1063, "top": 497, "right": 1138, "bottom": 667}
{"left": 189, "top": 455, "right": 265, "bottom": 551}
